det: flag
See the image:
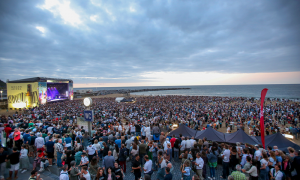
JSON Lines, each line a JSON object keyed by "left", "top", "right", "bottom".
{"left": 260, "top": 88, "right": 268, "bottom": 149}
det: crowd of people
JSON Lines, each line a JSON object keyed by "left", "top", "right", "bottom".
{"left": 0, "top": 95, "right": 299, "bottom": 180}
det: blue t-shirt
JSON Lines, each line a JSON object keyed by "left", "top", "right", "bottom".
{"left": 115, "top": 139, "right": 121, "bottom": 148}
{"left": 65, "top": 137, "right": 72, "bottom": 144}
{"left": 183, "top": 167, "right": 191, "bottom": 176}
{"left": 45, "top": 141, "right": 55, "bottom": 152}
{"left": 276, "top": 155, "right": 282, "bottom": 167}
{"left": 23, "top": 133, "right": 31, "bottom": 144}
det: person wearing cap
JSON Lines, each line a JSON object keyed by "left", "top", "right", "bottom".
{"left": 254, "top": 145, "right": 262, "bottom": 161}
{"left": 80, "top": 152, "right": 89, "bottom": 167}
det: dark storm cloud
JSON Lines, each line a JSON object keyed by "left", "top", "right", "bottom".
{"left": 0, "top": 0, "right": 299, "bottom": 84}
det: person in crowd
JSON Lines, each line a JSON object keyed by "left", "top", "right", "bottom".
{"left": 88, "top": 156, "right": 99, "bottom": 180}
{"left": 242, "top": 160, "right": 258, "bottom": 180}
{"left": 81, "top": 166, "right": 91, "bottom": 180}
{"left": 87, "top": 143, "right": 97, "bottom": 161}
{"left": 157, "top": 151, "right": 166, "bottom": 180}
{"left": 69, "top": 161, "right": 81, "bottom": 180}
{"left": 35, "top": 134, "right": 45, "bottom": 152}
{"left": 230, "top": 164, "right": 247, "bottom": 180}
{"left": 195, "top": 152, "right": 204, "bottom": 180}
{"left": 80, "top": 152, "right": 89, "bottom": 167}
{"left": 208, "top": 146, "right": 218, "bottom": 179}
{"left": 0, "top": 147, "right": 8, "bottom": 177}
{"left": 132, "top": 155, "right": 141, "bottom": 180}
{"left": 28, "top": 170, "right": 41, "bottom": 180}
{"left": 292, "top": 150, "right": 300, "bottom": 179}
{"left": 19, "top": 144, "right": 30, "bottom": 173}
{"left": 7, "top": 147, "right": 20, "bottom": 179}
{"left": 220, "top": 144, "right": 230, "bottom": 179}
{"left": 138, "top": 139, "right": 147, "bottom": 165}
{"left": 59, "top": 164, "right": 69, "bottom": 180}
{"left": 112, "top": 162, "right": 124, "bottom": 180}
{"left": 103, "top": 151, "right": 115, "bottom": 172}
{"left": 270, "top": 164, "right": 284, "bottom": 180}
{"left": 181, "top": 160, "right": 191, "bottom": 180}
{"left": 260, "top": 152, "right": 270, "bottom": 180}
{"left": 45, "top": 136, "right": 55, "bottom": 166}
{"left": 56, "top": 139, "right": 64, "bottom": 167}
{"left": 96, "top": 168, "right": 105, "bottom": 180}
{"left": 106, "top": 167, "right": 116, "bottom": 180}
{"left": 118, "top": 144, "right": 127, "bottom": 173}
{"left": 143, "top": 155, "right": 152, "bottom": 177}
{"left": 164, "top": 167, "right": 172, "bottom": 180}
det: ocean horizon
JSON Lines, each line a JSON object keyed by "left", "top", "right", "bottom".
{"left": 74, "top": 84, "right": 300, "bottom": 99}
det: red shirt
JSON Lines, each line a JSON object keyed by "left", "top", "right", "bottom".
{"left": 14, "top": 131, "right": 21, "bottom": 141}
{"left": 4, "top": 127, "right": 12, "bottom": 138}
{"left": 170, "top": 138, "right": 176, "bottom": 147}
{"left": 38, "top": 152, "right": 45, "bottom": 158}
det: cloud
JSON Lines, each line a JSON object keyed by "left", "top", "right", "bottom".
{"left": 0, "top": 0, "right": 299, "bottom": 85}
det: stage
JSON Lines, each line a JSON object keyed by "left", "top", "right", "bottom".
{"left": 7, "top": 77, "right": 73, "bottom": 109}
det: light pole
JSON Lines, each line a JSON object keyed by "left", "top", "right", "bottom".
{"left": 0, "top": 90, "right": 2, "bottom": 100}
{"left": 83, "top": 97, "right": 93, "bottom": 135}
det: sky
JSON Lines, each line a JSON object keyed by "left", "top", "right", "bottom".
{"left": 0, "top": 0, "right": 299, "bottom": 88}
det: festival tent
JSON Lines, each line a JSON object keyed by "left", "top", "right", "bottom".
{"left": 225, "top": 129, "right": 260, "bottom": 144}
{"left": 167, "top": 124, "right": 198, "bottom": 138}
{"left": 264, "top": 133, "right": 300, "bottom": 150}
{"left": 195, "top": 126, "right": 226, "bottom": 142}
{"left": 252, "top": 133, "right": 300, "bottom": 151}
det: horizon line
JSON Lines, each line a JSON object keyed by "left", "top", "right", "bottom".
{"left": 74, "top": 83, "right": 300, "bottom": 88}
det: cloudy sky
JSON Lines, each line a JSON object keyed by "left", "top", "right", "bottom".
{"left": 0, "top": 0, "right": 299, "bottom": 87}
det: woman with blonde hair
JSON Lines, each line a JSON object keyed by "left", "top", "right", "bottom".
{"left": 197, "top": 139, "right": 203, "bottom": 150}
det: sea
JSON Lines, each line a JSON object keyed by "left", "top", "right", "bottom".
{"left": 74, "top": 84, "right": 300, "bottom": 99}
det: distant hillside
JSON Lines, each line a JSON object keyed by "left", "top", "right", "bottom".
{"left": 0, "top": 80, "right": 6, "bottom": 89}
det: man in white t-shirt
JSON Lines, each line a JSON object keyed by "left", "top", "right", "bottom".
{"left": 130, "top": 123, "right": 136, "bottom": 135}
{"left": 221, "top": 144, "right": 231, "bottom": 179}
{"left": 143, "top": 155, "right": 153, "bottom": 176}
{"left": 86, "top": 144, "right": 97, "bottom": 161}
{"left": 254, "top": 145, "right": 262, "bottom": 161}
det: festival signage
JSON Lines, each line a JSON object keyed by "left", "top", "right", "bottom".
{"left": 69, "top": 82, "right": 73, "bottom": 100}
{"left": 38, "top": 82, "right": 47, "bottom": 105}
{"left": 84, "top": 110, "right": 94, "bottom": 122}
{"left": 7, "top": 82, "right": 39, "bottom": 108}
{"left": 260, "top": 88, "right": 268, "bottom": 149}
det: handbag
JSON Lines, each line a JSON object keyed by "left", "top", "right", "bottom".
{"left": 291, "top": 169, "right": 297, "bottom": 176}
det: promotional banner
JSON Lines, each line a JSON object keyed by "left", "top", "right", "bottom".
{"left": 38, "top": 82, "right": 47, "bottom": 105}
{"left": 69, "top": 82, "right": 73, "bottom": 100}
{"left": 7, "top": 82, "right": 39, "bottom": 108}
{"left": 260, "top": 88, "right": 268, "bottom": 149}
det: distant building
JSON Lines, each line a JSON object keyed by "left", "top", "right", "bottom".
{"left": 76, "top": 89, "right": 93, "bottom": 94}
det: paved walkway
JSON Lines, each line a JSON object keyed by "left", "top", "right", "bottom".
{"left": 4, "top": 157, "right": 229, "bottom": 180}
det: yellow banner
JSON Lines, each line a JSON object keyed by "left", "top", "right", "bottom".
{"left": 7, "top": 82, "right": 39, "bottom": 109}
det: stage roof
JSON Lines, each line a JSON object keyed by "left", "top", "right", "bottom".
{"left": 8, "top": 77, "right": 73, "bottom": 83}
